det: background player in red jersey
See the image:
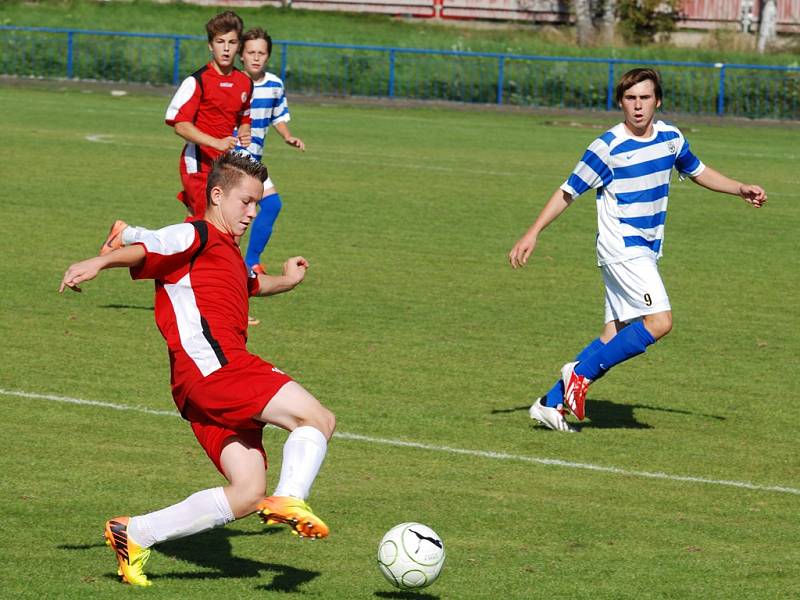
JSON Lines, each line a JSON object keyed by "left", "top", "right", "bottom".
{"left": 60, "top": 152, "right": 335, "bottom": 587}
{"left": 165, "top": 11, "right": 253, "bottom": 217}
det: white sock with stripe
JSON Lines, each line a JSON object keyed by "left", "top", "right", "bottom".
{"left": 272, "top": 426, "right": 328, "bottom": 500}
{"left": 127, "top": 487, "right": 234, "bottom": 549}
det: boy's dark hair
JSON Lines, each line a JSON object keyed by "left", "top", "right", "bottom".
{"left": 615, "top": 68, "right": 663, "bottom": 104}
{"left": 240, "top": 27, "right": 273, "bottom": 56}
{"left": 205, "top": 11, "right": 244, "bottom": 43}
{"left": 206, "top": 152, "right": 268, "bottom": 204}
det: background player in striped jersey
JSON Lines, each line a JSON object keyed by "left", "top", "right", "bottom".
{"left": 62, "top": 152, "right": 335, "bottom": 587}
{"left": 236, "top": 27, "right": 305, "bottom": 278}
{"left": 164, "top": 10, "right": 252, "bottom": 218}
{"left": 509, "top": 68, "right": 766, "bottom": 433}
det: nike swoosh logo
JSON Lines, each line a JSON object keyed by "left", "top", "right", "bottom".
{"left": 626, "top": 153, "right": 635, "bottom": 160}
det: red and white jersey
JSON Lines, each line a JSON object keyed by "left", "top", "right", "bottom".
{"left": 165, "top": 63, "right": 253, "bottom": 174}
{"left": 130, "top": 220, "right": 260, "bottom": 412}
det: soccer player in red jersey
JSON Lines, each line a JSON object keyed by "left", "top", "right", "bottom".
{"left": 165, "top": 11, "right": 253, "bottom": 218}
{"left": 61, "top": 153, "right": 335, "bottom": 587}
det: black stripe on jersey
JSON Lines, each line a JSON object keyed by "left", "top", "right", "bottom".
{"left": 191, "top": 65, "right": 208, "bottom": 96}
{"left": 187, "top": 220, "right": 227, "bottom": 367}
{"left": 189, "top": 220, "right": 208, "bottom": 266}
{"left": 200, "top": 315, "right": 228, "bottom": 368}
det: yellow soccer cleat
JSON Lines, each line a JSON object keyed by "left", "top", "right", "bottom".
{"left": 256, "top": 496, "right": 329, "bottom": 539}
{"left": 104, "top": 516, "right": 152, "bottom": 587}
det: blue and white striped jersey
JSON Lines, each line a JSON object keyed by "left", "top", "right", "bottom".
{"left": 237, "top": 72, "right": 290, "bottom": 162}
{"left": 561, "top": 120, "right": 705, "bottom": 265}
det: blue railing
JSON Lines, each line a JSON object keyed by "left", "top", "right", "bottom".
{"left": 1, "top": 26, "right": 798, "bottom": 120}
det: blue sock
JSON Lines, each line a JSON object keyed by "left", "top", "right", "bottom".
{"left": 543, "top": 338, "right": 605, "bottom": 408}
{"left": 575, "top": 322, "right": 656, "bottom": 381}
{"left": 245, "top": 193, "right": 282, "bottom": 269}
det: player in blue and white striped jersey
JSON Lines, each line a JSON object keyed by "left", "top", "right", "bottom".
{"left": 509, "top": 68, "right": 767, "bottom": 432}
{"left": 237, "top": 27, "right": 305, "bottom": 278}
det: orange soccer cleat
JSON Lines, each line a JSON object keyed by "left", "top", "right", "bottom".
{"left": 104, "top": 516, "right": 152, "bottom": 587}
{"left": 99, "top": 220, "right": 128, "bottom": 256}
{"left": 256, "top": 496, "right": 329, "bottom": 539}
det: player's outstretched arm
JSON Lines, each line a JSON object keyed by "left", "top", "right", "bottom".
{"left": 255, "top": 256, "right": 309, "bottom": 297}
{"left": 508, "top": 189, "right": 574, "bottom": 269}
{"left": 691, "top": 167, "right": 767, "bottom": 208}
{"left": 59, "top": 245, "right": 146, "bottom": 293}
{"left": 274, "top": 122, "right": 305, "bottom": 151}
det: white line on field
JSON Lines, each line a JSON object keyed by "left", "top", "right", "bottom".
{"left": 81, "top": 134, "right": 519, "bottom": 177}
{"left": 3, "top": 387, "right": 797, "bottom": 496}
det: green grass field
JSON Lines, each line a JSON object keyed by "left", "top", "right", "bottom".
{"left": 1, "top": 81, "right": 799, "bottom": 598}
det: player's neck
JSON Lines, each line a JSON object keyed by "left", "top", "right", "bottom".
{"left": 623, "top": 119, "right": 656, "bottom": 138}
{"left": 204, "top": 213, "right": 231, "bottom": 237}
{"left": 249, "top": 70, "right": 267, "bottom": 84}
{"left": 210, "top": 61, "right": 235, "bottom": 76}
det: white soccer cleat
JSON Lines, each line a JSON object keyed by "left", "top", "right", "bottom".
{"left": 529, "top": 397, "right": 576, "bottom": 433}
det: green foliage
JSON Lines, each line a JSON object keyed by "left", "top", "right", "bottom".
{"left": 617, "top": 0, "right": 682, "bottom": 45}
{"left": 1, "top": 0, "right": 798, "bottom": 65}
{"left": 1, "top": 27, "right": 797, "bottom": 119}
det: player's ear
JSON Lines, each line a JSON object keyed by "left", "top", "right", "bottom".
{"left": 209, "top": 186, "right": 224, "bottom": 206}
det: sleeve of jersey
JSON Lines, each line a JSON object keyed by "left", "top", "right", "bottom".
{"left": 130, "top": 223, "right": 200, "bottom": 281}
{"left": 674, "top": 136, "right": 705, "bottom": 177}
{"left": 165, "top": 76, "right": 199, "bottom": 126}
{"left": 560, "top": 139, "right": 613, "bottom": 198}
{"left": 238, "top": 82, "right": 253, "bottom": 127}
{"left": 271, "top": 85, "right": 291, "bottom": 125}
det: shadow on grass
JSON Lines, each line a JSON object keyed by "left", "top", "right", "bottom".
{"left": 100, "top": 303, "right": 154, "bottom": 311}
{"left": 156, "top": 528, "right": 320, "bottom": 592}
{"left": 375, "top": 591, "right": 440, "bottom": 599}
{"left": 61, "top": 527, "right": 320, "bottom": 592}
{"left": 492, "top": 398, "right": 725, "bottom": 430}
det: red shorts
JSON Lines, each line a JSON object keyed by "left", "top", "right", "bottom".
{"left": 182, "top": 354, "right": 293, "bottom": 475}
{"left": 178, "top": 171, "right": 209, "bottom": 218}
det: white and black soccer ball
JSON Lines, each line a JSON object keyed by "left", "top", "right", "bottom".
{"left": 377, "top": 522, "right": 445, "bottom": 590}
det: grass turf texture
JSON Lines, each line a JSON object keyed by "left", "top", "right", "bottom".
{"left": 1, "top": 82, "right": 799, "bottom": 597}
{"left": 1, "top": 0, "right": 798, "bottom": 66}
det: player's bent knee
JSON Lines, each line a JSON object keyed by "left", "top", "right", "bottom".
{"left": 295, "top": 405, "right": 336, "bottom": 439}
{"left": 315, "top": 406, "right": 336, "bottom": 439}
{"left": 644, "top": 312, "right": 672, "bottom": 339}
{"left": 227, "top": 482, "right": 267, "bottom": 517}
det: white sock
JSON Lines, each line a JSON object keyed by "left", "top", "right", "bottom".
{"left": 273, "top": 426, "right": 328, "bottom": 500}
{"left": 121, "top": 225, "right": 152, "bottom": 245}
{"left": 127, "top": 487, "right": 234, "bottom": 549}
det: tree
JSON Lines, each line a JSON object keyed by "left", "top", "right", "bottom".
{"left": 617, "top": 0, "right": 681, "bottom": 45}
{"left": 757, "top": 0, "right": 778, "bottom": 53}
{"left": 600, "top": 0, "right": 617, "bottom": 45}
{"left": 574, "top": 0, "right": 596, "bottom": 46}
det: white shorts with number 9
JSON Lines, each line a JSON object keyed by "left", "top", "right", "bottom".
{"left": 602, "top": 255, "right": 670, "bottom": 324}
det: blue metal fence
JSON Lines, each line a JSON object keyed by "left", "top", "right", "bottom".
{"left": 1, "top": 26, "right": 798, "bottom": 120}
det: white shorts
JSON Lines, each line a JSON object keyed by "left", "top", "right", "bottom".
{"left": 263, "top": 177, "right": 275, "bottom": 192}
{"left": 601, "top": 255, "right": 670, "bottom": 324}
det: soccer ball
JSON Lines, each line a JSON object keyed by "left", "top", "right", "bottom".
{"left": 377, "top": 522, "right": 445, "bottom": 590}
